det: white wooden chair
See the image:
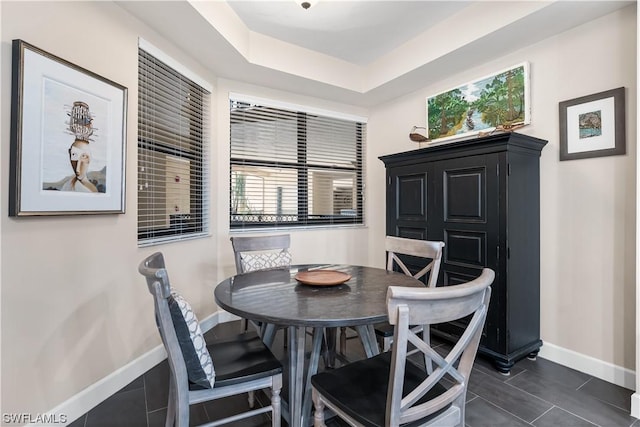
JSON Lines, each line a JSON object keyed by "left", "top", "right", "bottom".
{"left": 311, "top": 268, "right": 494, "bottom": 427}
{"left": 375, "top": 236, "right": 445, "bottom": 352}
{"left": 139, "top": 252, "right": 283, "bottom": 427}
{"left": 339, "top": 236, "right": 445, "bottom": 356}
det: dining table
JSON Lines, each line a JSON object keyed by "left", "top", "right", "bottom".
{"left": 214, "top": 264, "right": 424, "bottom": 427}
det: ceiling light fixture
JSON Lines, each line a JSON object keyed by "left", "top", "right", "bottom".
{"left": 295, "top": 0, "right": 318, "bottom": 9}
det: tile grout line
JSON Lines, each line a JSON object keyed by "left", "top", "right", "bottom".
{"left": 475, "top": 368, "right": 554, "bottom": 409}
{"left": 504, "top": 367, "right": 527, "bottom": 384}
{"left": 470, "top": 396, "right": 536, "bottom": 426}
{"left": 143, "top": 372, "right": 150, "bottom": 427}
{"left": 574, "top": 377, "right": 634, "bottom": 413}
{"left": 554, "top": 406, "right": 603, "bottom": 427}
{"left": 505, "top": 371, "right": 629, "bottom": 426}
{"left": 530, "top": 405, "right": 555, "bottom": 425}
{"left": 576, "top": 376, "right": 593, "bottom": 391}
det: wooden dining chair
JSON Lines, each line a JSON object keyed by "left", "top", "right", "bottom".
{"left": 230, "top": 234, "right": 291, "bottom": 344}
{"left": 139, "top": 252, "right": 283, "bottom": 427}
{"left": 339, "top": 236, "right": 445, "bottom": 356}
{"left": 375, "top": 236, "right": 445, "bottom": 352}
{"left": 311, "top": 268, "right": 494, "bottom": 427}
{"left": 230, "top": 234, "right": 338, "bottom": 368}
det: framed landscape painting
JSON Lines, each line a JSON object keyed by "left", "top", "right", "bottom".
{"left": 426, "top": 62, "right": 530, "bottom": 143}
{"left": 9, "top": 39, "right": 127, "bottom": 216}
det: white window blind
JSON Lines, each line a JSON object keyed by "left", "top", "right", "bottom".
{"left": 230, "top": 97, "right": 365, "bottom": 229}
{"left": 138, "top": 48, "right": 210, "bottom": 246}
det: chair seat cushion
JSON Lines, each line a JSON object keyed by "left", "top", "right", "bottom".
{"left": 206, "top": 331, "right": 282, "bottom": 388}
{"left": 311, "top": 352, "right": 450, "bottom": 427}
{"left": 374, "top": 322, "right": 423, "bottom": 338}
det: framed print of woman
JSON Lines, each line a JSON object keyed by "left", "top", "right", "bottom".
{"left": 9, "top": 39, "right": 126, "bottom": 216}
{"left": 61, "top": 102, "right": 99, "bottom": 192}
{"left": 42, "top": 100, "right": 105, "bottom": 193}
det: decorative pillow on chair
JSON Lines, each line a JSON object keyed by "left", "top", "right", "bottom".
{"left": 240, "top": 249, "right": 291, "bottom": 273}
{"left": 168, "top": 290, "right": 216, "bottom": 389}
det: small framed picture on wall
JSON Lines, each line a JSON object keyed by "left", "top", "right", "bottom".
{"left": 559, "top": 87, "right": 625, "bottom": 161}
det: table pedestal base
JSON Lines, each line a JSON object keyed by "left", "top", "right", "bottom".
{"left": 286, "top": 325, "right": 379, "bottom": 427}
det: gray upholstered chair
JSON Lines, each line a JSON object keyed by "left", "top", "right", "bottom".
{"left": 139, "top": 252, "right": 283, "bottom": 427}
{"left": 373, "top": 236, "right": 445, "bottom": 352}
{"left": 311, "top": 268, "right": 494, "bottom": 427}
{"left": 230, "top": 234, "right": 291, "bottom": 343}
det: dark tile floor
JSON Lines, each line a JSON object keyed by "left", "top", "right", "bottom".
{"left": 69, "top": 321, "right": 638, "bottom": 427}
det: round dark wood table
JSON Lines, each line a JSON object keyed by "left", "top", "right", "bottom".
{"left": 214, "top": 264, "right": 423, "bottom": 427}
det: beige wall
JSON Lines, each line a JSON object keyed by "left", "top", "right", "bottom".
{"left": 0, "top": 0, "right": 223, "bottom": 417}
{"left": 367, "top": 6, "right": 637, "bottom": 369}
{"left": 0, "top": 0, "right": 372, "bottom": 418}
{"left": 0, "top": 0, "right": 636, "bottom": 421}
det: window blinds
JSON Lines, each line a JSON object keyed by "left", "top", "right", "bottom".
{"left": 230, "top": 97, "right": 365, "bottom": 229}
{"left": 138, "top": 48, "right": 210, "bottom": 245}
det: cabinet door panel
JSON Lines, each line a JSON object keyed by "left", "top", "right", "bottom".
{"left": 444, "top": 167, "right": 485, "bottom": 222}
{"left": 444, "top": 230, "right": 486, "bottom": 268}
{"left": 397, "top": 227, "right": 426, "bottom": 240}
{"left": 387, "top": 167, "right": 429, "bottom": 237}
{"left": 430, "top": 154, "right": 504, "bottom": 353}
{"left": 397, "top": 173, "right": 427, "bottom": 221}
{"left": 429, "top": 154, "right": 501, "bottom": 273}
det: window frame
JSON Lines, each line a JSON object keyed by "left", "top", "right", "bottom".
{"left": 137, "top": 40, "right": 211, "bottom": 246}
{"left": 229, "top": 94, "right": 366, "bottom": 230}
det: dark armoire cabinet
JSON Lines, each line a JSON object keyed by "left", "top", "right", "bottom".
{"left": 379, "top": 132, "right": 547, "bottom": 373}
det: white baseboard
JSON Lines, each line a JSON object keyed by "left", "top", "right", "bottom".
{"left": 539, "top": 341, "right": 636, "bottom": 390}
{"left": 631, "top": 393, "right": 640, "bottom": 418}
{"left": 33, "top": 311, "right": 237, "bottom": 426}
{"left": 215, "top": 310, "right": 241, "bottom": 325}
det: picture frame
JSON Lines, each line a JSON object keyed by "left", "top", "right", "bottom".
{"left": 9, "top": 39, "right": 127, "bottom": 216}
{"left": 426, "top": 62, "right": 530, "bottom": 144}
{"left": 559, "top": 87, "right": 625, "bottom": 161}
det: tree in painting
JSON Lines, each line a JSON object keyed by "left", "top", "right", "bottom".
{"left": 427, "top": 88, "right": 467, "bottom": 139}
{"left": 427, "top": 64, "right": 527, "bottom": 141}
{"left": 473, "top": 66, "right": 525, "bottom": 127}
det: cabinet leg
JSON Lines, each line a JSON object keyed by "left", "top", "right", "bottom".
{"left": 494, "top": 360, "right": 513, "bottom": 376}
{"left": 527, "top": 349, "right": 540, "bottom": 360}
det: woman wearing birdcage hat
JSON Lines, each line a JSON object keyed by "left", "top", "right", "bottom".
{"left": 61, "top": 101, "right": 98, "bottom": 192}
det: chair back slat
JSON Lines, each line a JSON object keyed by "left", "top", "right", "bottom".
{"left": 385, "top": 268, "right": 494, "bottom": 426}
{"left": 385, "top": 236, "right": 444, "bottom": 287}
